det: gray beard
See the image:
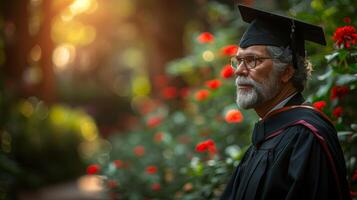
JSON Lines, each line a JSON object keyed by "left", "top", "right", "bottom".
{"left": 235, "top": 71, "right": 281, "bottom": 109}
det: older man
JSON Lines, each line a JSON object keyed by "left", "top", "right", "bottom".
{"left": 220, "top": 5, "right": 351, "bottom": 200}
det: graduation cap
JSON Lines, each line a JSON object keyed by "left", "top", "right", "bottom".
{"left": 237, "top": 4, "right": 326, "bottom": 69}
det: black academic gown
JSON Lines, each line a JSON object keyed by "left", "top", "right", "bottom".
{"left": 220, "top": 93, "right": 351, "bottom": 200}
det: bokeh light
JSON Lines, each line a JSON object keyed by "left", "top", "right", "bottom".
{"left": 112, "top": 0, "right": 135, "bottom": 18}
{"left": 1, "top": 131, "right": 12, "bottom": 153}
{"left": 52, "top": 43, "right": 76, "bottom": 70}
{"left": 77, "top": 175, "right": 103, "bottom": 192}
{"left": 79, "top": 117, "right": 98, "bottom": 141}
{"left": 132, "top": 76, "right": 151, "bottom": 97}
{"left": 202, "top": 50, "right": 215, "bottom": 62}
{"left": 19, "top": 100, "right": 34, "bottom": 118}
{"left": 29, "top": 45, "right": 42, "bottom": 62}
{"left": 69, "top": 0, "right": 98, "bottom": 15}
{"left": 120, "top": 47, "right": 145, "bottom": 69}
{"left": 51, "top": 19, "right": 96, "bottom": 46}
{"left": 23, "top": 66, "right": 42, "bottom": 85}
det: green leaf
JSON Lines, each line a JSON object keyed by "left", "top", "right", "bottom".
{"left": 351, "top": 124, "right": 357, "bottom": 131}
{"left": 338, "top": 49, "right": 348, "bottom": 60}
{"left": 316, "top": 79, "right": 333, "bottom": 97}
{"left": 336, "top": 74, "right": 357, "bottom": 85}
{"left": 325, "top": 52, "right": 339, "bottom": 63}
{"left": 166, "top": 57, "right": 195, "bottom": 75}
{"left": 349, "top": 63, "right": 357, "bottom": 72}
{"left": 317, "top": 67, "right": 333, "bottom": 81}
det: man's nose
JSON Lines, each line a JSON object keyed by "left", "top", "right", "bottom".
{"left": 234, "top": 63, "right": 249, "bottom": 76}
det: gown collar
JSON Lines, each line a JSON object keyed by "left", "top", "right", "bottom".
{"left": 252, "top": 93, "right": 305, "bottom": 146}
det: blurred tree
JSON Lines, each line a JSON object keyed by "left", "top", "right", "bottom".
{"left": 2, "top": 1, "right": 73, "bottom": 104}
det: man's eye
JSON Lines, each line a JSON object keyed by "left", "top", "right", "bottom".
{"left": 237, "top": 58, "right": 244, "bottom": 65}
{"left": 245, "top": 56, "right": 255, "bottom": 64}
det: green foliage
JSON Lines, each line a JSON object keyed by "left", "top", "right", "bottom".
{"left": 0, "top": 95, "right": 101, "bottom": 198}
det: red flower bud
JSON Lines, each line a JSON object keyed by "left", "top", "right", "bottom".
{"left": 179, "top": 87, "right": 190, "bottom": 98}
{"left": 107, "top": 180, "right": 118, "bottom": 188}
{"left": 225, "top": 109, "right": 244, "bottom": 123}
{"left": 113, "top": 160, "right": 124, "bottom": 169}
{"left": 332, "top": 106, "right": 343, "bottom": 118}
{"left": 313, "top": 101, "right": 326, "bottom": 111}
{"left": 197, "top": 32, "right": 214, "bottom": 43}
{"left": 195, "top": 89, "right": 210, "bottom": 101}
{"left": 154, "top": 132, "right": 164, "bottom": 143}
{"left": 161, "top": 86, "right": 177, "bottom": 99}
{"left": 205, "top": 79, "right": 221, "bottom": 90}
{"left": 133, "top": 145, "right": 145, "bottom": 157}
{"left": 146, "top": 116, "right": 162, "bottom": 128}
{"left": 343, "top": 17, "right": 351, "bottom": 24}
{"left": 87, "top": 164, "right": 100, "bottom": 175}
{"left": 220, "top": 65, "right": 235, "bottom": 78}
{"left": 146, "top": 166, "right": 158, "bottom": 174}
{"left": 221, "top": 45, "right": 239, "bottom": 56}
{"left": 151, "top": 183, "right": 161, "bottom": 191}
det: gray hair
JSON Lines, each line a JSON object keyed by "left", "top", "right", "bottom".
{"left": 266, "top": 46, "right": 312, "bottom": 92}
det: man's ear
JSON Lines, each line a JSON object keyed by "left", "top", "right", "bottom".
{"left": 281, "top": 65, "right": 295, "bottom": 83}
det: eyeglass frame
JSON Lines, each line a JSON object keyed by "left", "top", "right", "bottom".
{"left": 230, "top": 55, "right": 279, "bottom": 71}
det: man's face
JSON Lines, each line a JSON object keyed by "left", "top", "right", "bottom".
{"left": 235, "top": 45, "right": 282, "bottom": 109}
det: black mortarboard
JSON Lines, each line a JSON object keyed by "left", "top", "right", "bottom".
{"left": 237, "top": 4, "right": 326, "bottom": 68}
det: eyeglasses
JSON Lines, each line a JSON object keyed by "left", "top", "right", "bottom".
{"left": 230, "top": 55, "right": 277, "bottom": 70}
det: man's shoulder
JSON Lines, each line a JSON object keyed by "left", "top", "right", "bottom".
{"left": 277, "top": 106, "right": 341, "bottom": 151}
{"left": 272, "top": 105, "right": 335, "bottom": 132}
{"left": 289, "top": 106, "right": 335, "bottom": 131}
{"left": 265, "top": 105, "right": 338, "bottom": 146}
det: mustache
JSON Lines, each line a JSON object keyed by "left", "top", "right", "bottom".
{"left": 235, "top": 76, "right": 259, "bottom": 86}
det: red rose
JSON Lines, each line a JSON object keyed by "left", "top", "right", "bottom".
{"left": 197, "top": 32, "right": 214, "bottom": 43}
{"left": 113, "top": 160, "right": 124, "bottom": 168}
{"left": 154, "top": 75, "right": 168, "bottom": 87}
{"left": 195, "top": 139, "right": 217, "bottom": 155}
{"left": 205, "top": 79, "right": 221, "bottom": 90}
{"left": 107, "top": 180, "right": 118, "bottom": 188}
{"left": 195, "top": 89, "right": 210, "bottom": 101}
{"left": 87, "top": 164, "right": 100, "bottom": 175}
{"left": 146, "top": 116, "right": 162, "bottom": 128}
{"left": 313, "top": 101, "right": 326, "bottom": 111}
{"left": 161, "top": 86, "right": 177, "bottom": 99}
{"left": 220, "top": 65, "right": 235, "bottom": 78}
{"left": 332, "top": 25, "right": 357, "bottom": 48}
{"left": 146, "top": 166, "right": 158, "bottom": 174}
{"left": 151, "top": 183, "right": 161, "bottom": 191}
{"left": 332, "top": 106, "right": 343, "bottom": 118}
{"left": 221, "top": 45, "right": 239, "bottom": 56}
{"left": 330, "top": 85, "right": 349, "bottom": 100}
{"left": 179, "top": 87, "right": 190, "bottom": 98}
{"left": 196, "top": 141, "right": 207, "bottom": 152}
{"left": 133, "top": 145, "right": 145, "bottom": 156}
{"left": 343, "top": 17, "right": 351, "bottom": 24}
{"left": 207, "top": 144, "right": 217, "bottom": 155}
{"left": 154, "top": 132, "right": 164, "bottom": 143}
{"left": 225, "top": 109, "right": 244, "bottom": 123}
